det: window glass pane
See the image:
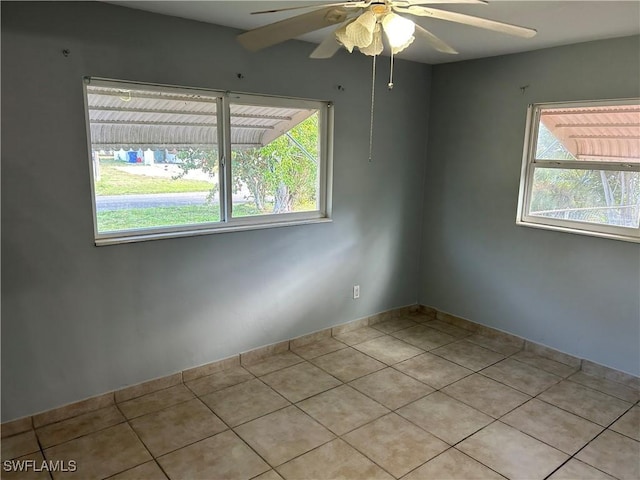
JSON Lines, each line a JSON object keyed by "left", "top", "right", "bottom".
{"left": 229, "top": 104, "right": 320, "bottom": 218}
{"left": 529, "top": 167, "right": 640, "bottom": 228}
{"left": 86, "top": 84, "right": 220, "bottom": 234}
{"left": 536, "top": 104, "right": 640, "bottom": 163}
{"left": 535, "top": 123, "right": 576, "bottom": 160}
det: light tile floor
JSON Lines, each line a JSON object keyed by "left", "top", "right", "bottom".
{"left": 2, "top": 314, "right": 639, "bottom": 480}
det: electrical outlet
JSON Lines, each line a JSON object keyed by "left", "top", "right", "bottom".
{"left": 353, "top": 285, "right": 360, "bottom": 299}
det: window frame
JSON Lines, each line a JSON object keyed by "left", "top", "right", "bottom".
{"left": 516, "top": 98, "right": 640, "bottom": 243}
{"left": 83, "top": 78, "right": 333, "bottom": 246}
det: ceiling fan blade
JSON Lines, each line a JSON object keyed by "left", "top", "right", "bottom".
{"left": 406, "top": 0, "right": 488, "bottom": 4}
{"left": 310, "top": 28, "right": 345, "bottom": 58}
{"left": 396, "top": 5, "right": 537, "bottom": 38}
{"left": 251, "top": 2, "right": 369, "bottom": 15}
{"left": 238, "top": 6, "right": 350, "bottom": 52}
{"left": 413, "top": 24, "right": 458, "bottom": 54}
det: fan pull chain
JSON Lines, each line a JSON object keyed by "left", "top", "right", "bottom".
{"left": 388, "top": 51, "right": 394, "bottom": 90}
{"left": 368, "top": 54, "right": 377, "bottom": 163}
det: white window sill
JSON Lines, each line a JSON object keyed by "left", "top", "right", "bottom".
{"left": 516, "top": 218, "right": 640, "bottom": 244}
{"left": 95, "top": 217, "right": 333, "bottom": 246}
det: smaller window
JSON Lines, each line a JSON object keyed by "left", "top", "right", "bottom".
{"left": 517, "top": 99, "right": 640, "bottom": 242}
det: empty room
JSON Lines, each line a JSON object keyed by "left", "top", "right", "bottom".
{"left": 1, "top": 1, "right": 639, "bottom": 479}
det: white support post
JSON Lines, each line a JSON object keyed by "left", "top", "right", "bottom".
{"left": 93, "top": 151, "right": 101, "bottom": 182}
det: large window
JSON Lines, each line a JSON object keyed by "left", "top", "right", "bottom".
{"left": 84, "top": 78, "right": 332, "bottom": 245}
{"left": 517, "top": 99, "right": 640, "bottom": 242}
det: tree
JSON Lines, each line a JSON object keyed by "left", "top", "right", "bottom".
{"left": 231, "top": 148, "right": 268, "bottom": 211}
{"left": 531, "top": 124, "right": 640, "bottom": 226}
{"left": 174, "top": 113, "right": 319, "bottom": 214}
{"left": 174, "top": 148, "right": 219, "bottom": 201}
{"left": 232, "top": 113, "right": 319, "bottom": 214}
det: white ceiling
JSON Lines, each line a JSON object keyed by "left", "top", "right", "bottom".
{"left": 106, "top": 1, "right": 640, "bottom": 64}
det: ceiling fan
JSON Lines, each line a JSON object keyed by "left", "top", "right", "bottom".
{"left": 237, "top": 0, "right": 538, "bottom": 59}
{"left": 238, "top": 1, "right": 537, "bottom": 163}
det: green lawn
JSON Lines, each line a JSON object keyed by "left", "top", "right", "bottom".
{"left": 95, "top": 160, "right": 213, "bottom": 196}
{"left": 97, "top": 204, "right": 262, "bottom": 232}
{"left": 94, "top": 159, "right": 317, "bottom": 232}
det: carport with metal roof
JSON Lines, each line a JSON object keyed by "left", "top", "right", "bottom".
{"left": 85, "top": 82, "right": 315, "bottom": 151}
{"left": 540, "top": 103, "right": 640, "bottom": 162}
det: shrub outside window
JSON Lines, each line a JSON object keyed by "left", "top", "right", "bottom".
{"left": 84, "top": 78, "right": 333, "bottom": 245}
{"left": 517, "top": 99, "right": 640, "bottom": 243}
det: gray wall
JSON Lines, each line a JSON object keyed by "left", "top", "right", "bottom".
{"left": 421, "top": 36, "right": 640, "bottom": 376}
{"left": 1, "top": 2, "right": 431, "bottom": 421}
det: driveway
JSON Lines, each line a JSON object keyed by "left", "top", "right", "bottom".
{"left": 95, "top": 192, "right": 249, "bottom": 211}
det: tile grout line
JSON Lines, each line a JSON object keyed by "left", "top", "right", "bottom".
{"left": 266, "top": 405, "right": 375, "bottom": 475}
{"left": 442, "top": 417, "right": 508, "bottom": 474}
{"left": 606, "top": 404, "right": 639, "bottom": 442}
{"left": 532, "top": 395, "right": 619, "bottom": 431}
{"left": 403, "top": 446, "right": 509, "bottom": 480}
{"left": 197, "top": 378, "right": 294, "bottom": 431}
{"left": 190, "top": 389, "right": 277, "bottom": 476}
{"left": 283, "top": 426, "right": 398, "bottom": 479}
{"left": 32, "top": 426, "right": 54, "bottom": 480}
{"left": 563, "top": 376, "right": 639, "bottom": 403}
{"left": 315, "top": 409, "right": 419, "bottom": 479}
{"left": 187, "top": 370, "right": 258, "bottom": 398}
{"left": 428, "top": 347, "right": 508, "bottom": 375}
{"left": 507, "top": 354, "right": 580, "bottom": 378}
{"left": 119, "top": 393, "right": 197, "bottom": 422}
{"left": 541, "top": 402, "right": 638, "bottom": 480}
{"left": 347, "top": 335, "right": 427, "bottom": 366}
{"left": 391, "top": 360, "right": 477, "bottom": 392}
{"left": 427, "top": 382, "right": 530, "bottom": 422}
{"left": 112, "top": 400, "right": 162, "bottom": 479}
{"left": 474, "top": 367, "right": 563, "bottom": 398}
{"left": 531, "top": 379, "right": 635, "bottom": 426}
{"left": 36, "top": 409, "right": 132, "bottom": 452}
{"left": 309, "top": 346, "right": 391, "bottom": 382}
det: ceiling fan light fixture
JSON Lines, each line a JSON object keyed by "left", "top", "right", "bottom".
{"left": 382, "top": 13, "right": 415, "bottom": 54}
{"left": 359, "top": 24, "right": 384, "bottom": 56}
{"left": 335, "top": 10, "right": 377, "bottom": 53}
